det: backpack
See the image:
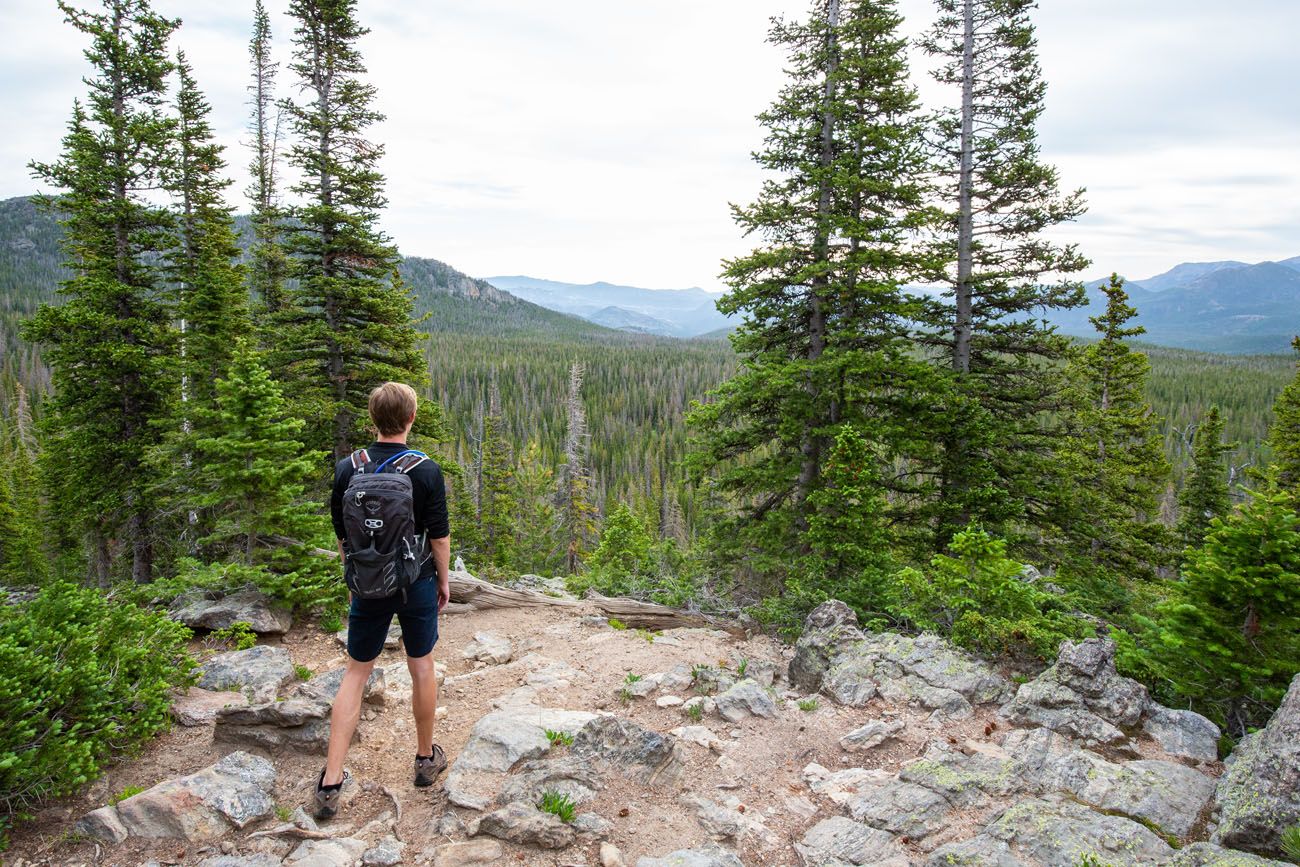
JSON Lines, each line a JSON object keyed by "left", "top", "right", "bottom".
{"left": 340, "top": 448, "right": 430, "bottom": 601}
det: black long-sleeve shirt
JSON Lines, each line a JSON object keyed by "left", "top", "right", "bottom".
{"left": 331, "top": 443, "right": 450, "bottom": 580}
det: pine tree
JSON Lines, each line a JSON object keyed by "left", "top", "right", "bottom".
{"left": 513, "top": 440, "right": 558, "bottom": 575}
{"left": 191, "top": 343, "right": 324, "bottom": 565}
{"left": 1269, "top": 336, "right": 1300, "bottom": 493}
{"left": 246, "top": 0, "right": 288, "bottom": 322}
{"left": 921, "top": 0, "right": 1088, "bottom": 545}
{"left": 1176, "top": 405, "right": 1235, "bottom": 549}
{"left": 276, "top": 0, "right": 425, "bottom": 459}
{"left": 478, "top": 384, "right": 515, "bottom": 569}
{"left": 688, "top": 0, "right": 942, "bottom": 589}
{"left": 23, "top": 0, "right": 180, "bottom": 584}
{"left": 1051, "top": 276, "right": 1170, "bottom": 580}
{"left": 0, "top": 413, "right": 51, "bottom": 585}
{"left": 170, "top": 51, "right": 249, "bottom": 414}
{"left": 558, "top": 362, "right": 597, "bottom": 574}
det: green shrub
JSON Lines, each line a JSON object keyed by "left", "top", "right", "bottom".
{"left": 209, "top": 621, "right": 258, "bottom": 651}
{"left": 797, "top": 697, "right": 819, "bottom": 712}
{"left": 125, "top": 556, "right": 345, "bottom": 616}
{"left": 294, "top": 664, "right": 313, "bottom": 681}
{"left": 544, "top": 729, "right": 574, "bottom": 748}
{"left": 607, "top": 618, "right": 627, "bottom": 630}
{"left": 0, "top": 582, "right": 195, "bottom": 831}
{"left": 109, "top": 785, "right": 145, "bottom": 805}
{"left": 685, "top": 702, "right": 704, "bottom": 722}
{"left": 886, "top": 527, "right": 1089, "bottom": 661}
{"left": 537, "top": 790, "right": 577, "bottom": 823}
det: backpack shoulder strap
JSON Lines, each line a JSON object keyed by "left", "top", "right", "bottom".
{"left": 349, "top": 449, "right": 371, "bottom": 473}
{"left": 390, "top": 452, "right": 430, "bottom": 475}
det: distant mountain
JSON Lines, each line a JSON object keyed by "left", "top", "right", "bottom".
{"left": 1053, "top": 259, "right": 1300, "bottom": 354}
{"left": 484, "top": 275, "right": 734, "bottom": 338}
{"left": 0, "top": 195, "right": 619, "bottom": 343}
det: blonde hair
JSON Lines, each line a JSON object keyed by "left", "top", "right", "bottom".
{"left": 368, "top": 382, "right": 419, "bottom": 436}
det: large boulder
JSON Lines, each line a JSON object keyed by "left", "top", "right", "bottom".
{"left": 1001, "top": 638, "right": 1149, "bottom": 746}
{"left": 213, "top": 698, "right": 336, "bottom": 754}
{"left": 1142, "top": 703, "right": 1221, "bottom": 763}
{"left": 170, "top": 589, "right": 292, "bottom": 635}
{"left": 76, "top": 751, "right": 276, "bottom": 843}
{"left": 573, "top": 715, "right": 683, "bottom": 786}
{"left": 197, "top": 645, "right": 296, "bottom": 704}
{"left": 788, "top": 600, "right": 864, "bottom": 692}
{"left": 1212, "top": 672, "right": 1300, "bottom": 856}
{"left": 713, "top": 678, "right": 777, "bottom": 723}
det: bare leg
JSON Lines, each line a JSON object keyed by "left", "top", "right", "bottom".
{"left": 323, "top": 656, "right": 376, "bottom": 785}
{"left": 407, "top": 652, "right": 438, "bottom": 755}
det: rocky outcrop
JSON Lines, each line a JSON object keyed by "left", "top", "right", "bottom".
{"left": 1212, "top": 672, "right": 1300, "bottom": 856}
{"left": 170, "top": 590, "right": 293, "bottom": 635}
{"left": 290, "top": 666, "right": 387, "bottom": 706}
{"left": 170, "top": 686, "right": 250, "bottom": 726}
{"left": 796, "top": 816, "right": 908, "bottom": 866}
{"left": 1168, "top": 843, "right": 1295, "bottom": 866}
{"left": 197, "top": 645, "right": 296, "bottom": 704}
{"left": 75, "top": 752, "right": 275, "bottom": 843}
{"left": 573, "top": 715, "right": 683, "bottom": 786}
{"left": 1143, "top": 703, "right": 1221, "bottom": 762}
{"left": 470, "top": 802, "right": 576, "bottom": 849}
{"left": 788, "top": 600, "right": 864, "bottom": 692}
{"left": 713, "top": 678, "right": 777, "bottom": 722}
{"left": 1001, "top": 638, "right": 1149, "bottom": 746}
{"left": 213, "top": 699, "right": 336, "bottom": 754}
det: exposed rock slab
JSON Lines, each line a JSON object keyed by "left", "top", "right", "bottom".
{"left": 471, "top": 802, "right": 575, "bottom": 849}
{"left": 170, "top": 686, "right": 250, "bottom": 726}
{"left": 462, "top": 631, "right": 514, "bottom": 665}
{"left": 197, "top": 645, "right": 296, "bottom": 704}
{"left": 1212, "top": 672, "right": 1300, "bottom": 855}
{"left": 634, "top": 844, "right": 745, "bottom": 867}
{"left": 1142, "top": 703, "right": 1220, "bottom": 763}
{"left": 72, "top": 805, "right": 128, "bottom": 844}
{"left": 496, "top": 755, "right": 601, "bottom": 806}
{"left": 170, "top": 589, "right": 293, "bottom": 635}
{"left": 426, "top": 839, "right": 503, "bottom": 866}
{"left": 981, "top": 796, "right": 1173, "bottom": 866}
{"left": 1167, "top": 843, "right": 1295, "bottom": 866}
{"left": 573, "top": 715, "right": 683, "bottom": 786}
{"left": 788, "top": 600, "right": 865, "bottom": 693}
{"left": 291, "top": 666, "right": 386, "bottom": 706}
{"left": 94, "top": 751, "right": 276, "bottom": 842}
{"left": 284, "top": 837, "right": 368, "bottom": 866}
{"left": 214, "top": 699, "right": 335, "bottom": 754}
{"left": 846, "top": 777, "right": 953, "bottom": 840}
{"left": 795, "top": 816, "right": 907, "bottom": 866}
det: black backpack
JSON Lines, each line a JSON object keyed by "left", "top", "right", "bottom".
{"left": 340, "top": 448, "right": 430, "bottom": 601}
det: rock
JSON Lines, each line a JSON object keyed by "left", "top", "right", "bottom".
{"left": 635, "top": 844, "right": 745, "bottom": 867}
{"left": 573, "top": 811, "right": 614, "bottom": 836}
{"left": 336, "top": 622, "right": 401, "bottom": 651}
{"left": 171, "top": 686, "right": 251, "bottom": 726}
{"left": 926, "top": 837, "right": 1027, "bottom": 866}
{"left": 108, "top": 751, "right": 276, "bottom": 842}
{"left": 429, "top": 839, "right": 502, "bottom": 866}
{"left": 444, "top": 706, "right": 596, "bottom": 809}
{"left": 681, "top": 795, "right": 771, "bottom": 842}
{"left": 840, "top": 719, "right": 904, "bottom": 752}
{"left": 1001, "top": 638, "right": 1149, "bottom": 746}
{"left": 496, "top": 756, "right": 601, "bottom": 806}
{"left": 784, "top": 795, "right": 819, "bottom": 820}
{"left": 1212, "top": 672, "right": 1300, "bottom": 855}
{"left": 788, "top": 600, "right": 864, "bottom": 692}
{"left": 982, "top": 796, "right": 1173, "bottom": 865}
{"left": 195, "top": 856, "right": 283, "bottom": 867}
{"left": 1167, "top": 843, "right": 1295, "bottom": 866}
{"left": 601, "top": 842, "right": 628, "bottom": 867}
{"left": 846, "top": 778, "right": 954, "bottom": 840}
{"left": 622, "top": 672, "right": 664, "bottom": 699}
{"left": 461, "top": 631, "right": 513, "bottom": 665}
{"left": 898, "top": 740, "right": 1021, "bottom": 806}
{"left": 471, "top": 802, "right": 575, "bottom": 849}
{"left": 73, "top": 805, "right": 128, "bottom": 844}
{"left": 659, "top": 664, "right": 695, "bottom": 693}
{"left": 743, "top": 659, "right": 779, "bottom": 688}
{"left": 835, "top": 632, "right": 1012, "bottom": 715}
{"left": 795, "top": 816, "right": 906, "bottom": 866}
{"left": 691, "top": 667, "right": 737, "bottom": 696}
{"left": 214, "top": 699, "right": 335, "bottom": 754}
{"left": 1142, "top": 703, "right": 1220, "bottom": 762}
{"left": 682, "top": 696, "right": 714, "bottom": 717}
{"left": 714, "top": 678, "right": 777, "bottom": 722}
{"left": 823, "top": 655, "right": 880, "bottom": 707}
{"left": 292, "top": 666, "right": 387, "bottom": 707}
{"left": 803, "top": 762, "right": 891, "bottom": 805}
{"left": 362, "top": 836, "right": 405, "bottom": 866}
{"left": 198, "top": 645, "right": 297, "bottom": 704}
{"left": 171, "top": 589, "right": 293, "bottom": 635}
{"left": 656, "top": 695, "right": 684, "bottom": 708}
{"left": 1034, "top": 749, "right": 1216, "bottom": 837}
{"left": 670, "top": 725, "right": 726, "bottom": 752}
{"left": 284, "top": 837, "right": 368, "bottom": 866}
{"left": 573, "top": 715, "right": 683, "bottom": 785}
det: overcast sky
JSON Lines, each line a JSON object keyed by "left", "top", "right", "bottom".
{"left": 2, "top": 0, "right": 1297, "bottom": 291}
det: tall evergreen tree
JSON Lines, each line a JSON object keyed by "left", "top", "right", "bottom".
{"left": 1268, "top": 336, "right": 1300, "bottom": 493}
{"left": 477, "top": 384, "right": 515, "bottom": 568}
{"left": 688, "top": 0, "right": 941, "bottom": 589}
{"left": 513, "top": 440, "right": 558, "bottom": 574}
{"left": 23, "top": 0, "right": 180, "bottom": 583}
{"left": 276, "top": 0, "right": 425, "bottom": 459}
{"left": 1176, "top": 405, "right": 1235, "bottom": 550}
{"left": 169, "top": 51, "right": 249, "bottom": 413}
{"left": 920, "top": 0, "right": 1088, "bottom": 545}
{"left": 1050, "top": 276, "right": 1169, "bottom": 580}
{"left": 246, "top": 0, "right": 288, "bottom": 321}
{"left": 558, "top": 362, "right": 596, "bottom": 574}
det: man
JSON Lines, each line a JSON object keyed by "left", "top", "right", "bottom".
{"left": 315, "top": 382, "right": 452, "bottom": 819}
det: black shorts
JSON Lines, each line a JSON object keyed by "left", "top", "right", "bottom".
{"left": 346, "top": 577, "right": 439, "bottom": 662}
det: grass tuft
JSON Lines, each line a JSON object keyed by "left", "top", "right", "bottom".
{"left": 537, "top": 790, "right": 577, "bottom": 823}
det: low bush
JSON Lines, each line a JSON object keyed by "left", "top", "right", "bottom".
{"left": 0, "top": 582, "right": 195, "bottom": 838}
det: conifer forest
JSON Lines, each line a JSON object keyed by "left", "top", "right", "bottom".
{"left": 0, "top": 0, "right": 1297, "bottom": 844}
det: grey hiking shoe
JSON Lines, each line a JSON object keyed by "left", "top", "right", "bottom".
{"left": 313, "top": 768, "right": 349, "bottom": 820}
{"left": 414, "top": 745, "right": 447, "bottom": 787}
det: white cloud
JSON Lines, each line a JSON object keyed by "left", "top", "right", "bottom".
{"left": 2, "top": 0, "right": 1297, "bottom": 290}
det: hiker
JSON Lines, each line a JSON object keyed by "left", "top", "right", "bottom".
{"left": 315, "top": 382, "right": 452, "bottom": 819}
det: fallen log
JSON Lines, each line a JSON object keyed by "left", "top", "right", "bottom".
{"left": 586, "top": 591, "right": 744, "bottom": 637}
{"left": 448, "top": 571, "right": 581, "bottom": 610}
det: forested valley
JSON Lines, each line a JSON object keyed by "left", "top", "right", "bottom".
{"left": 0, "top": 0, "right": 1297, "bottom": 851}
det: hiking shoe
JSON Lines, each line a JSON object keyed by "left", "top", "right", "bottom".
{"left": 313, "top": 768, "right": 349, "bottom": 820}
{"left": 413, "top": 745, "right": 447, "bottom": 787}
